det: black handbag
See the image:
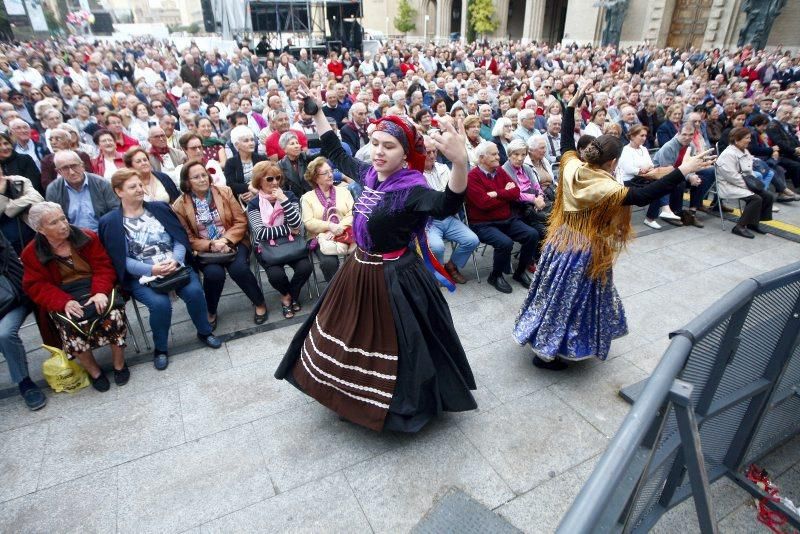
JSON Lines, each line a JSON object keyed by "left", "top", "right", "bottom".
{"left": 146, "top": 265, "right": 192, "bottom": 294}
{"left": 258, "top": 233, "right": 308, "bottom": 267}
{"left": 195, "top": 250, "right": 237, "bottom": 265}
{"left": 52, "top": 279, "right": 124, "bottom": 337}
{"left": 743, "top": 174, "right": 765, "bottom": 193}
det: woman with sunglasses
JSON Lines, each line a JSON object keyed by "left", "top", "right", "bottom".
{"left": 275, "top": 85, "right": 477, "bottom": 433}
{"left": 246, "top": 161, "right": 312, "bottom": 319}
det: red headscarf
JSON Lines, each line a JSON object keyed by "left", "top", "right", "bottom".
{"left": 373, "top": 115, "right": 426, "bottom": 173}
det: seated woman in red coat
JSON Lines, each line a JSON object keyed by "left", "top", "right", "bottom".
{"left": 21, "top": 202, "right": 129, "bottom": 392}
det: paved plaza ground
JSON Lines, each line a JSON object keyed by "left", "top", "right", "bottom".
{"left": 0, "top": 202, "right": 799, "bottom": 533}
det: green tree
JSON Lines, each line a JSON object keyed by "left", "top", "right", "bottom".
{"left": 187, "top": 23, "right": 200, "bottom": 34}
{"left": 468, "top": 0, "right": 498, "bottom": 39}
{"left": 394, "top": 0, "right": 417, "bottom": 35}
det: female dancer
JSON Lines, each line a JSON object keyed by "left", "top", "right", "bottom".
{"left": 514, "top": 83, "right": 714, "bottom": 370}
{"left": 275, "top": 89, "right": 477, "bottom": 432}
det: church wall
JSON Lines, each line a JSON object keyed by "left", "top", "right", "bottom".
{"left": 561, "top": 0, "right": 601, "bottom": 44}
{"left": 767, "top": 0, "right": 800, "bottom": 50}
{"left": 619, "top": 0, "right": 650, "bottom": 48}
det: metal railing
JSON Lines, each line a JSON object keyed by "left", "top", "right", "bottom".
{"left": 558, "top": 261, "right": 800, "bottom": 533}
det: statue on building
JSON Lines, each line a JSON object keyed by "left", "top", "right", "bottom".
{"left": 738, "top": 0, "right": 787, "bottom": 50}
{"left": 598, "top": 0, "right": 629, "bottom": 48}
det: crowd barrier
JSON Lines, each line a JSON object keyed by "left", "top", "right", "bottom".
{"left": 558, "top": 261, "right": 800, "bottom": 533}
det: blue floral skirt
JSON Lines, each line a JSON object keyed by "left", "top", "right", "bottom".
{"left": 513, "top": 238, "right": 628, "bottom": 362}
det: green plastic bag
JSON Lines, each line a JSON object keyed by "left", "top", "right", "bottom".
{"left": 41, "top": 344, "right": 90, "bottom": 393}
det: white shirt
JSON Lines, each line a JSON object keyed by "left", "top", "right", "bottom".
{"left": 423, "top": 162, "right": 451, "bottom": 192}
{"left": 11, "top": 67, "right": 43, "bottom": 90}
{"left": 584, "top": 122, "right": 603, "bottom": 138}
{"left": 616, "top": 144, "right": 654, "bottom": 184}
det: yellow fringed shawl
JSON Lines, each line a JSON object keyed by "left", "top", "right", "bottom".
{"left": 545, "top": 150, "right": 633, "bottom": 282}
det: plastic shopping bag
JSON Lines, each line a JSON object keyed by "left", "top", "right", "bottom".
{"left": 41, "top": 344, "right": 90, "bottom": 393}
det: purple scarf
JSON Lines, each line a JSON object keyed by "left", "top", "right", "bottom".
{"left": 353, "top": 167, "right": 429, "bottom": 250}
{"left": 315, "top": 185, "right": 339, "bottom": 224}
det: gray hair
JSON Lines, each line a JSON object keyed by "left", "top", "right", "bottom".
{"left": 278, "top": 131, "right": 298, "bottom": 149}
{"left": 518, "top": 109, "right": 535, "bottom": 122}
{"left": 28, "top": 201, "right": 64, "bottom": 232}
{"left": 53, "top": 150, "right": 82, "bottom": 167}
{"left": 527, "top": 135, "right": 546, "bottom": 150}
{"left": 230, "top": 125, "right": 254, "bottom": 146}
{"left": 506, "top": 138, "right": 528, "bottom": 155}
{"left": 491, "top": 117, "right": 512, "bottom": 137}
{"left": 475, "top": 141, "right": 497, "bottom": 159}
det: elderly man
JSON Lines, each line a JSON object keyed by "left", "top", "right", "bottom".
{"left": 9, "top": 118, "right": 48, "bottom": 170}
{"left": 466, "top": 141, "right": 539, "bottom": 293}
{"left": 543, "top": 115, "right": 562, "bottom": 165}
{"left": 423, "top": 136, "right": 479, "bottom": 285}
{"left": 479, "top": 104, "right": 495, "bottom": 141}
{"left": 180, "top": 54, "right": 203, "bottom": 88}
{"left": 38, "top": 127, "right": 92, "bottom": 191}
{"left": 147, "top": 126, "right": 186, "bottom": 183}
{"left": 514, "top": 109, "right": 537, "bottom": 143}
{"left": 766, "top": 104, "right": 800, "bottom": 189}
{"left": 45, "top": 151, "right": 119, "bottom": 232}
{"left": 322, "top": 91, "right": 348, "bottom": 129}
{"left": 295, "top": 48, "right": 315, "bottom": 78}
{"left": 340, "top": 103, "right": 370, "bottom": 154}
{"left": 105, "top": 112, "right": 139, "bottom": 153}
{"left": 264, "top": 110, "right": 308, "bottom": 160}
{"left": 652, "top": 125, "right": 707, "bottom": 227}
{"left": 617, "top": 104, "right": 640, "bottom": 143}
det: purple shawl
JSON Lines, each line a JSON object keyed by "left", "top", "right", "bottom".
{"left": 353, "top": 167, "right": 430, "bottom": 250}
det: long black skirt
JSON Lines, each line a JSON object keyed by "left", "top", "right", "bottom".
{"left": 275, "top": 248, "right": 477, "bottom": 432}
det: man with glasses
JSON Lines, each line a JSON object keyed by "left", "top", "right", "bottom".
{"left": 422, "top": 135, "right": 479, "bottom": 285}
{"left": 7, "top": 90, "right": 34, "bottom": 125}
{"left": 45, "top": 150, "right": 118, "bottom": 232}
{"left": 9, "top": 118, "right": 48, "bottom": 170}
{"left": 159, "top": 114, "right": 180, "bottom": 150}
{"left": 147, "top": 126, "right": 185, "bottom": 183}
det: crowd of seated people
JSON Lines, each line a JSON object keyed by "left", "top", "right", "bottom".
{"left": 1, "top": 33, "right": 800, "bottom": 410}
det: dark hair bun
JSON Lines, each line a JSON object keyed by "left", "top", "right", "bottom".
{"left": 583, "top": 142, "right": 603, "bottom": 164}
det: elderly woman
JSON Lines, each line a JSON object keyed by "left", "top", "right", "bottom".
{"left": 526, "top": 135, "right": 555, "bottom": 183}
{"left": 0, "top": 133, "right": 42, "bottom": 194}
{"left": 300, "top": 157, "right": 355, "bottom": 282}
{"left": 716, "top": 127, "right": 775, "bottom": 239}
{"left": 197, "top": 117, "right": 227, "bottom": 166}
{"left": 246, "top": 161, "right": 312, "bottom": 319}
{"left": 463, "top": 116, "right": 482, "bottom": 167}
{"left": 172, "top": 160, "right": 268, "bottom": 327}
{"left": 98, "top": 168, "right": 221, "bottom": 371}
{"left": 21, "top": 202, "right": 129, "bottom": 392}
{"left": 491, "top": 117, "right": 515, "bottom": 165}
{"left": 278, "top": 131, "right": 315, "bottom": 199}
{"left": 223, "top": 125, "right": 266, "bottom": 204}
{"left": 123, "top": 147, "right": 180, "bottom": 202}
{"left": 584, "top": 107, "right": 606, "bottom": 138}
{"left": 502, "top": 139, "right": 548, "bottom": 252}
{"left": 92, "top": 130, "right": 124, "bottom": 180}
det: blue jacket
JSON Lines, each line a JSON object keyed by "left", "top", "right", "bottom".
{"left": 98, "top": 201, "right": 193, "bottom": 289}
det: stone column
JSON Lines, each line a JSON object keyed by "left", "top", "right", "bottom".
{"left": 436, "top": 0, "right": 452, "bottom": 38}
{"left": 522, "top": 0, "right": 546, "bottom": 43}
{"left": 496, "top": 0, "right": 510, "bottom": 39}
{"left": 459, "top": 0, "right": 468, "bottom": 42}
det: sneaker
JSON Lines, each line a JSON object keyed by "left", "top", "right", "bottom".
{"left": 643, "top": 219, "right": 662, "bottom": 229}
{"left": 153, "top": 351, "right": 169, "bottom": 371}
{"left": 659, "top": 209, "right": 681, "bottom": 221}
{"left": 21, "top": 386, "right": 46, "bottom": 411}
{"left": 773, "top": 206, "right": 780, "bottom": 213}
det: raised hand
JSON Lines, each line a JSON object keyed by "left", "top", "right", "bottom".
{"left": 678, "top": 148, "right": 716, "bottom": 176}
{"left": 430, "top": 118, "right": 467, "bottom": 169}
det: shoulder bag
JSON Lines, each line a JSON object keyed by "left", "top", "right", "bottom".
{"left": 51, "top": 279, "right": 124, "bottom": 337}
{"left": 146, "top": 265, "right": 192, "bottom": 294}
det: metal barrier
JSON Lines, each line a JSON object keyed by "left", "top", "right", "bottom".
{"left": 558, "top": 261, "right": 800, "bottom": 533}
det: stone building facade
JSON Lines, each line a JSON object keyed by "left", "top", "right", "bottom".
{"left": 359, "top": 0, "right": 800, "bottom": 50}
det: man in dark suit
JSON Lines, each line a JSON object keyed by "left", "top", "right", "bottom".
{"left": 766, "top": 104, "right": 800, "bottom": 188}
{"left": 339, "top": 103, "right": 370, "bottom": 155}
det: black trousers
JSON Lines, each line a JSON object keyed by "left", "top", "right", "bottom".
{"left": 737, "top": 190, "right": 774, "bottom": 227}
{"left": 265, "top": 256, "right": 313, "bottom": 301}
{"left": 314, "top": 249, "right": 341, "bottom": 282}
{"left": 201, "top": 245, "right": 264, "bottom": 314}
{"left": 471, "top": 217, "right": 540, "bottom": 276}
{"left": 778, "top": 157, "right": 800, "bottom": 188}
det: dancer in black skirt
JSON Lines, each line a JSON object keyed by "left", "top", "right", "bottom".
{"left": 275, "top": 87, "right": 477, "bottom": 432}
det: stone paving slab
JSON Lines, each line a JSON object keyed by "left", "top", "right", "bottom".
{"left": 0, "top": 207, "right": 798, "bottom": 532}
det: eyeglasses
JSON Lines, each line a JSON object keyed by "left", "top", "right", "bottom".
{"left": 264, "top": 175, "right": 280, "bottom": 182}
{"left": 56, "top": 163, "right": 83, "bottom": 172}
{"left": 150, "top": 134, "right": 167, "bottom": 139}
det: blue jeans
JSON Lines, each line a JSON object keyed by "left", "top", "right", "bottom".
{"left": 0, "top": 304, "right": 31, "bottom": 383}
{"left": 752, "top": 169, "right": 774, "bottom": 189}
{"left": 428, "top": 217, "right": 480, "bottom": 269}
{"left": 130, "top": 269, "right": 212, "bottom": 353}
{"left": 691, "top": 168, "right": 716, "bottom": 209}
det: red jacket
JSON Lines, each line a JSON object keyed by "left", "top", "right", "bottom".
{"left": 327, "top": 61, "right": 344, "bottom": 78}
{"left": 265, "top": 128, "right": 308, "bottom": 159}
{"left": 21, "top": 228, "right": 117, "bottom": 313}
{"left": 115, "top": 133, "right": 140, "bottom": 154}
{"left": 465, "top": 166, "right": 519, "bottom": 223}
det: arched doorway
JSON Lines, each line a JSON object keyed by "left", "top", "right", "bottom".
{"left": 451, "top": 0, "right": 462, "bottom": 39}
{"left": 508, "top": 0, "right": 525, "bottom": 40}
{"left": 542, "top": 0, "right": 568, "bottom": 44}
